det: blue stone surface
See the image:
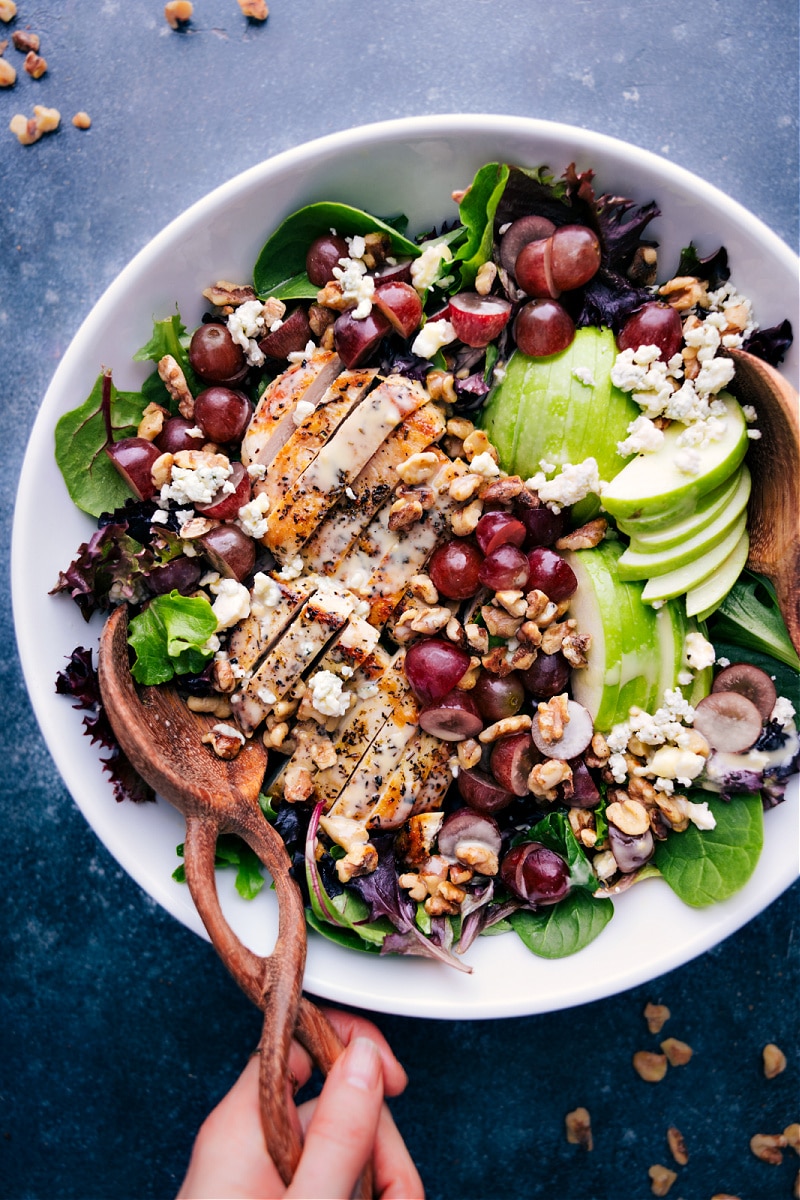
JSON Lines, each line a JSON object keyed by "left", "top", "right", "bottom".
{"left": 2, "top": 2, "right": 797, "bottom": 1198}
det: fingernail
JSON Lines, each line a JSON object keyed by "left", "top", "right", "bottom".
{"left": 343, "top": 1037, "right": 381, "bottom": 1091}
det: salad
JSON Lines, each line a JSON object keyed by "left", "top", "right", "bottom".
{"left": 53, "top": 161, "right": 800, "bottom": 969}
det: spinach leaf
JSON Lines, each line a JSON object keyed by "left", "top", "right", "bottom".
{"left": 127, "top": 591, "right": 217, "bottom": 685}
{"left": 526, "top": 810, "right": 600, "bottom": 892}
{"left": 509, "top": 891, "right": 614, "bottom": 958}
{"left": 54, "top": 370, "right": 149, "bottom": 517}
{"left": 253, "top": 202, "right": 421, "bottom": 299}
{"left": 133, "top": 311, "right": 198, "bottom": 400}
{"left": 653, "top": 792, "right": 764, "bottom": 907}
{"left": 305, "top": 908, "right": 382, "bottom": 955}
{"left": 173, "top": 835, "right": 265, "bottom": 900}
{"left": 454, "top": 162, "right": 510, "bottom": 289}
{"left": 708, "top": 571, "right": 800, "bottom": 672}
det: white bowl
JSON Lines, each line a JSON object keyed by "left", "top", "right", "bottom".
{"left": 13, "top": 115, "right": 799, "bottom": 1019}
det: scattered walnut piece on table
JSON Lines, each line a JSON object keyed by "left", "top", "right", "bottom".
{"left": 633, "top": 1051, "right": 668, "bottom": 1082}
{"left": 784, "top": 1124, "right": 800, "bottom": 1154}
{"left": 0, "top": 55, "right": 14, "bottom": 86}
{"left": 667, "top": 1126, "right": 688, "bottom": 1165}
{"left": 660, "top": 1037, "right": 692, "bottom": 1067}
{"left": 0, "top": 1, "right": 17, "bottom": 22}
{"left": 72, "top": 111, "right": 92, "bottom": 129}
{"left": 648, "top": 1164, "right": 677, "bottom": 1196}
{"left": 9, "top": 104, "right": 60, "bottom": 144}
{"left": 795, "top": 1169, "right": 800, "bottom": 1200}
{"left": 749, "top": 1133, "right": 787, "bottom": 1164}
{"left": 23, "top": 50, "right": 46, "bottom": 77}
{"left": 762, "top": 1042, "right": 787, "bottom": 1078}
{"left": 11, "top": 28, "right": 39, "bottom": 51}
{"left": 710, "top": 1194, "right": 742, "bottom": 1200}
{"left": 564, "top": 1106, "right": 593, "bottom": 1150}
{"left": 164, "top": 0, "right": 193, "bottom": 29}
{"left": 238, "top": 0, "right": 269, "bottom": 17}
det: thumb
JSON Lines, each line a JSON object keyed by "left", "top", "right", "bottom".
{"left": 287, "top": 1037, "right": 383, "bottom": 1199}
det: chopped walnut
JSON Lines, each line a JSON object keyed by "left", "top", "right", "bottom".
{"left": 480, "top": 645, "right": 515, "bottom": 676}
{"left": 202, "top": 280, "right": 258, "bottom": 308}
{"left": 450, "top": 498, "right": 483, "bottom": 537}
{"left": 396, "top": 450, "right": 440, "bottom": 485}
{"left": 446, "top": 416, "right": 475, "bottom": 441}
{"left": 455, "top": 658, "right": 481, "bottom": 690}
{"left": 262, "top": 719, "right": 289, "bottom": 749}
{"left": 0, "top": 56, "right": 15, "bottom": 86}
{"left": 643, "top": 1002, "right": 671, "bottom": 1034}
{"left": 307, "top": 303, "right": 337, "bottom": 337}
{"left": 474, "top": 260, "right": 497, "bottom": 295}
{"left": 749, "top": 1133, "right": 787, "bottom": 1165}
{"left": 398, "top": 872, "right": 427, "bottom": 902}
{"left": 648, "top": 1164, "right": 677, "bottom": 1196}
{"left": 464, "top": 623, "right": 489, "bottom": 655}
{"left": 784, "top": 1124, "right": 800, "bottom": 1154}
{"left": 555, "top": 518, "right": 607, "bottom": 551}
{"left": 449, "top": 863, "right": 473, "bottom": 886}
{"left": 164, "top": 1, "right": 193, "bottom": 29}
{"left": 211, "top": 658, "right": 236, "bottom": 694}
{"left": 12, "top": 29, "right": 38, "bottom": 51}
{"left": 445, "top": 615, "right": 463, "bottom": 644}
{"left": 537, "top": 693, "right": 570, "bottom": 743}
{"left": 565, "top": 1107, "right": 593, "bottom": 1150}
{"left": 667, "top": 1126, "right": 688, "bottom": 1166}
{"left": 561, "top": 632, "right": 591, "bottom": 668}
{"left": 408, "top": 606, "right": 452, "bottom": 636}
{"left": 658, "top": 274, "right": 709, "bottom": 310}
{"left": 23, "top": 50, "right": 46, "bottom": 77}
{"left": 284, "top": 762, "right": 314, "bottom": 804}
{"left": 315, "top": 280, "right": 350, "bottom": 310}
{"left": 427, "top": 371, "right": 457, "bottom": 403}
{"left": 462, "top": 429, "right": 494, "bottom": 462}
{"left": 409, "top": 574, "right": 438, "bottom": 605}
{"left": 525, "top": 589, "right": 550, "bottom": 621}
{"left": 71, "top": 111, "right": 92, "bottom": 130}
{"left": 238, "top": 0, "right": 269, "bottom": 17}
{"left": 454, "top": 841, "right": 498, "bottom": 877}
{"left": 481, "top": 474, "right": 525, "bottom": 504}
{"left": 137, "top": 401, "right": 168, "bottom": 441}
{"left": 457, "top": 738, "right": 482, "bottom": 770}
{"left": 528, "top": 758, "right": 572, "bottom": 801}
{"left": 388, "top": 496, "right": 424, "bottom": 531}
{"left": 425, "top": 880, "right": 466, "bottom": 916}
{"left": 337, "top": 841, "right": 378, "bottom": 883}
{"left": 517, "top": 621, "right": 543, "bottom": 648}
{"left": 396, "top": 482, "right": 436, "bottom": 510}
{"left": 158, "top": 354, "right": 194, "bottom": 417}
{"left": 633, "top": 1051, "right": 668, "bottom": 1082}
{"left": 660, "top": 1037, "right": 692, "bottom": 1067}
{"left": 540, "top": 619, "right": 574, "bottom": 656}
{"left": 509, "top": 644, "right": 537, "bottom": 672}
{"left": 762, "top": 1043, "right": 787, "bottom": 1078}
{"left": 479, "top": 714, "right": 532, "bottom": 744}
{"left": 9, "top": 104, "right": 60, "bottom": 144}
{"left": 590, "top": 731, "right": 610, "bottom": 762}
{"left": 187, "top": 694, "right": 233, "bottom": 718}
{"left": 494, "top": 589, "right": 527, "bottom": 618}
{"left": 481, "top": 603, "right": 523, "bottom": 640}
{"left": 448, "top": 472, "right": 483, "bottom": 502}
{"left": 0, "top": 1, "right": 16, "bottom": 20}
{"left": 607, "top": 797, "right": 650, "bottom": 837}
{"left": 568, "top": 807, "right": 597, "bottom": 848}
{"left": 201, "top": 725, "right": 243, "bottom": 760}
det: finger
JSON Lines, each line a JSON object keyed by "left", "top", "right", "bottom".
{"left": 287, "top": 1037, "right": 383, "bottom": 1200}
{"left": 372, "top": 1104, "right": 425, "bottom": 1200}
{"left": 177, "top": 1056, "right": 284, "bottom": 1200}
{"left": 321, "top": 1007, "right": 409, "bottom": 1096}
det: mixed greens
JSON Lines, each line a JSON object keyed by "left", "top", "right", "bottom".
{"left": 53, "top": 160, "right": 799, "bottom": 968}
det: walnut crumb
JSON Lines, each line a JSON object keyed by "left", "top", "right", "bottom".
{"left": 667, "top": 1126, "right": 688, "bottom": 1165}
{"left": 9, "top": 104, "right": 60, "bottom": 144}
{"left": 633, "top": 1051, "right": 667, "bottom": 1082}
{"left": 11, "top": 29, "right": 39, "bottom": 52}
{"left": 0, "top": 55, "right": 14, "bottom": 86}
{"left": 238, "top": 0, "right": 269, "bottom": 17}
{"left": 762, "top": 1043, "right": 787, "bottom": 1078}
{"left": 660, "top": 1037, "right": 692, "bottom": 1067}
{"left": 749, "top": 1133, "right": 786, "bottom": 1165}
{"left": 72, "top": 111, "right": 92, "bottom": 129}
{"left": 164, "top": 1, "right": 193, "bottom": 28}
{"left": 565, "top": 1107, "right": 593, "bottom": 1150}
{"left": 648, "top": 1164, "right": 677, "bottom": 1196}
{"left": 23, "top": 50, "right": 46, "bottom": 77}
{"left": 0, "top": 1, "right": 17, "bottom": 22}
{"left": 643, "top": 1002, "right": 670, "bottom": 1033}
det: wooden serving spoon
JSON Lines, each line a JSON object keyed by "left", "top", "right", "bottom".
{"left": 97, "top": 605, "right": 371, "bottom": 1195}
{"left": 728, "top": 348, "right": 800, "bottom": 653}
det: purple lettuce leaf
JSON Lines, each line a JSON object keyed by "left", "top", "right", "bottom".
{"left": 675, "top": 242, "right": 731, "bottom": 288}
{"left": 742, "top": 319, "right": 793, "bottom": 366}
{"left": 51, "top": 524, "right": 153, "bottom": 621}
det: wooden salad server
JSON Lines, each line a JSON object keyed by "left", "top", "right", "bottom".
{"left": 98, "top": 604, "right": 372, "bottom": 1196}
{"left": 729, "top": 348, "right": 800, "bottom": 653}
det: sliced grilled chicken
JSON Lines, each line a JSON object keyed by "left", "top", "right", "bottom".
{"left": 231, "top": 582, "right": 358, "bottom": 735}
{"left": 226, "top": 574, "right": 316, "bottom": 675}
{"left": 409, "top": 751, "right": 454, "bottom": 815}
{"left": 240, "top": 349, "right": 342, "bottom": 468}
{"left": 263, "top": 375, "right": 430, "bottom": 560}
{"left": 366, "top": 733, "right": 453, "bottom": 831}
{"left": 300, "top": 401, "right": 447, "bottom": 575}
{"left": 256, "top": 368, "right": 376, "bottom": 525}
{"left": 327, "top": 688, "right": 420, "bottom": 823}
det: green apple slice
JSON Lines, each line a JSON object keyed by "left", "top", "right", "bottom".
{"left": 601, "top": 393, "right": 748, "bottom": 522}
{"left": 685, "top": 528, "right": 751, "bottom": 618}
{"left": 641, "top": 509, "right": 748, "bottom": 603}
{"left": 480, "top": 327, "right": 640, "bottom": 522}
{"left": 620, "top": 465, "right": 749, "bottom": 552}
{"left": 617, "top": 466, "right": 751, "bottom": 579}
{"left": 614, "top": 470, "right": 739, "bottom": 536}
{"left": 653, "top": 602, "right": 712, "bottom": 706}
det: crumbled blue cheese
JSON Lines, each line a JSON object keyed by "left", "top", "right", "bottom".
{"left": 292, "top": 399, "right": 316, "bottom": 426}
{"left": 645, "top": 745, "right": 706, "bottom": 781}
{"left": 526, "top": 457, "right": 605, "bottom": 513}
{"left": 617, "top": 414, "right": 665, "bottom": 457}
{"left": 287, "top": 340, "right": 318, "bottom": 364}
{"left": 308, "top": 670, "right": 351, "bottom": 717}
{"left": 572, "top": 366, "right": 596, "bottom": 387}
{"left": 771, "top": 696, "right": 796, "bottom": 729}
{"left": 150, "top": 509, "right": 169, "bottom": 525}
{"left": 686, "top": 799, "right": 716, "bottom": 830}
{"left": 741, "top": 405, "right": 757, "bottom": 423}
{"left": 236, "top": 491, "right": 270, "bottom": 539}
{"left": 674, "top": 448, "right": 703, "bottom": 476}
{"left": 411, "top": 318, "right": 457, "bottom": 359}
{"left": 608, "top": 688, "right": 696, "bottom": 754}
{"left": 257, "top": 685, "right": 277, "bottom": 706}
{"left": 227, "top": 299, "right": 281, "bottom": 367}
{"left": 684, "top": 631, "right": 715, "bottom": 671}
{"left": 607, "top": 752, "right": 628, "bottom": 783}
{"left": 276, "top": 555, "right": 304, "bottom": 581}
{"left": 247, "top": 462, "right": 267, "bottom": 481}
{"left": 332, "top": 256, "right": 375, "bottom": 319}
{"left": 470, "top": 451, "right": 501, "bottom": 479}
{"left": 250, "top": 571, "right": 282, "bottom": 616}
{"left": 161, "top": 460, "right": 233, "bottom": 506}
{"left": 210, "top": 578, "right": 251, "bottom": 631}
{"left": 410, "top": 241, "right": 453, "bottom": 293}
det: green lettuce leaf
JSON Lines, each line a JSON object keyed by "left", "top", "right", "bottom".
{"left": 454, "top": 162, "right": 510, "bottom": 289}
{"left": 509, "top": 891, "right": 614, "bottom": 958}
{"left": 173, "top": 835, "right": 265, "bottom": 900}
{"left": 133, "top": 310, "right": 198, "bottom": 401}
{"left": 708, "top": 571, "right": 800, "bottom": 672}
{"left": 653, "top": 792, "right": 764, "bottom": 907}
{"left": 54, "top": 370, "right": 151, "bottom": 517}
{"left": 127, "top": 591, "right": 217, "bottom": 685}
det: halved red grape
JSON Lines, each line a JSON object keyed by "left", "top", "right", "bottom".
{"left": 147, "top": 556, "right": 202, "bottom": 596}
{"left": 525, "top": 547, "right": 577, "bottom": 601}
{"left": 500, "top": 842, "right": 570, "bottom": 906}
{"left": 521, "top": 505, "right": 568, "bottom": 548}
{"left": 617, "top": 302, "right": 682, "bottom": 362}
{"left": 418, "top": 690, "right": 483, "bottom": 741}
{"left": 373, "top": 281, "right": 423, "bottom": 338}
{"left": 514, "top": 299, "right": 574, "bottom": 357}
{"left": 478, "top": 544, "right": 530, "bottom": 590}
{"left": 373, "top": 259, "right": 414, "bottom": 286}
{"left": 520, "top": 652, "right": 571, "bottom": 699}
{"left": 258, "top": 306, "right": 312, "bottom": 360}
{"left": 692, "top": 692, "right": 763, "bottom": 753}
{"left": 198, "top": 524, "right": 256, "bottom": 581}
{"left": 457, "top": 767, "right": 516, "bottom": 814}
{"left": 490, "top": 733, "right": 535, "bottom": 796}
{"left": 306, "top": 233, "right": 348, "bottom": 286}
{"left": 549, "top": 225, "right": 602, "bottom": 291}
{"left": 448, "top": 293, "right": 512, "bottom": 348}
{"left": 608, "top": 824, "right": 654, "bottom": 873}
{"left": 473, "top": 671, "right": 525, "bottom": 722}
{"left": 475, "top": 511, "right": 527, "bottom": 556}
{"left": 404, "top": 639, "right": 471, "bottom": 705}
{"left": 531, "top": 699, "right": 593, "bottom": 759}
{"left": 514, "top": 238, "right": 558, "bottom": 298}
{"left": 438, "top": 808, "right": 502, "bottom": 859}
{"left": 568, "top": 758, "right": 601, "bottom": 808}
{"left": 105, "top": 437, "right": 162, "bottom": 500}
{"left": 156, "top": 417, "right": 206, "bottom": 455}
{"left": 499, "top": 214, "right": 555, "bottom": 277}
{"left": 711, "top": 663, "right": 777, "bottom": 721}
{"left": 196, "top": 461, "right": 251, "bottom": 520}
{"left": 194, "top": 387, "right": 252, "bottom": 444}
{"left": 189, "top": 323, "right": 247, "bottom": 384}
{"left": 333, "top": 308, "right": 391, "bottom": 368}
{"left": 428, "top": 539, "right": 484, "bottom": 600}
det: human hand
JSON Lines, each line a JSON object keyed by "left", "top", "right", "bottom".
{"left": 177, "top": 1007, "right": 424, "bottom": 1200}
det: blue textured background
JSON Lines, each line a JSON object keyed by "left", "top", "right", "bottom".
{"left": 2, "top": 3, "right": 798, "bottom": 1198}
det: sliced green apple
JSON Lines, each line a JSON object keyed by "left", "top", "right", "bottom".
{"left": 641, "top": 509, "right": 748, "bottom": 603}
{"left": 601, "top": 393, "right": 748, "bottom": 523}
{"left": 653, "top": 602, "right": 712, "bottom": 706}
{"left": 620, "top": 465, "right": 749, "bottom": 552}
{"left": 617, "top": 466, "right": 751, "bottom": 579}
{"left": 685, "top": 528, "right": 750, "bottom": 619}
{"left": 480, "top": 327, "right": 640, "bottom": 522}
{"left": 614, "top": 469, "right": 739, "bottom": 536}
